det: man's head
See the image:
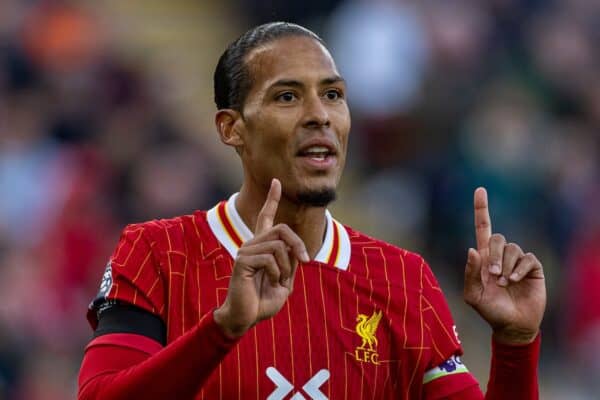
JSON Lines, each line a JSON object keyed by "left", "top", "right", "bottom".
{"left": 214, "top": 22, "right": 350, "bottom": 208}
{"left": 214, "top": 22, "right": 325, "bottom": 112}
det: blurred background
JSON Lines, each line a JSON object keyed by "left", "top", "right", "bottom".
{"left": 0, "top": 0, "right": 598, "bottom": 398}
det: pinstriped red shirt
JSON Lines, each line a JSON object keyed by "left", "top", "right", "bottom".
{"left": 87, "top": 194, "right": 468, "bottom": 399}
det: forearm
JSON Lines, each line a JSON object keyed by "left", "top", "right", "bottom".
{"left": 485, "top": 333, "right": 540, "bottom": 400}
{"left": 78, "top": 311, "right": 238, "bottom": 400}
{"left": 425, "top": 334, "right": 540, "bottom": 400}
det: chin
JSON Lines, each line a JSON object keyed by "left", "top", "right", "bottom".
{"left": 295, "top": 187, "right": 337, "bottom": 207}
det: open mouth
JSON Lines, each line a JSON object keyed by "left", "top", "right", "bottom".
{"left": 297, "top": 145, "right": 336, "bottom": 161}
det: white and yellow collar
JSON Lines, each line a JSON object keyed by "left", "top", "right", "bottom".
{"left": 207, "top": 193, "right": 351, "bottom": 270}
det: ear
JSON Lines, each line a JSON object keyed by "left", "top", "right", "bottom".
{"left": 215, "top": 109, "right": 244, "bottom": 148}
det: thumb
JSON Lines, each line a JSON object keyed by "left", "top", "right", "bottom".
{"left": 464, "top": 248, "right": 483, "bottom": 305}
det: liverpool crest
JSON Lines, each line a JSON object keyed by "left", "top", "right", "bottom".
{"left": 354, "top": 310, "right": 382, "bottom": 365}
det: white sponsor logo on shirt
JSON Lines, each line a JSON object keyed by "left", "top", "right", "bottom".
{"left": 266, "top": 367, "right": 329, "bottom": 400}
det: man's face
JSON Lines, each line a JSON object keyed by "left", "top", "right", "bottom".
{"left": 237, "top": 36, "right": 350, "bottom": 206}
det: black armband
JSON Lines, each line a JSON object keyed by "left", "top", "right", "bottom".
{"left": 94, "top": 302, "right": 166, "bottom": 346}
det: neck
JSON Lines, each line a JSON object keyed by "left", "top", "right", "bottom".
{"left": 235, "top": 182, "right": 327, "bottom": 259}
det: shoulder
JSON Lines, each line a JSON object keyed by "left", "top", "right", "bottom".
{"left": 343, "top": 224, "right": 434, "bottom": 286}
{"left": 344, "top": 224, "right": 428, "bottom": 267}
{"left": 118, "top": 210, "right": 212, "bottom": 252}
{"left": 124, "top": 212, "right": 204, "bottom": 234}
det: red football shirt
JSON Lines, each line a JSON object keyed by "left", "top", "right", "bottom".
{"left": 87, "top": 194, "right": 472, "bottom": 399}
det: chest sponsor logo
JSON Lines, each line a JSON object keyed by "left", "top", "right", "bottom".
{"left": 354, "top": 310, "right": 382, "bottom": 365}
{"left": 266, "top": 367, "right": 329, "bottom": 400}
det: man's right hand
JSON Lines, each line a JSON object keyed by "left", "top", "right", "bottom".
{"left": 213, "top": 179, "right": 309, "bottom": 338}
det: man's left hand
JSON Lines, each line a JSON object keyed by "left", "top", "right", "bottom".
{"left": 463, "top": 187, "right": 547, "bottom": 344}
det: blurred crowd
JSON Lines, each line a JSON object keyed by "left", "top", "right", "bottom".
{"left": 0, "top": 0, "right": 598, "bottom": 399}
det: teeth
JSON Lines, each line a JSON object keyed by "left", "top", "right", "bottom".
{"left": 306, "top": 146, "right": 329, "bottom": 152}
{"left": 303, "top": 146, "right": 330, "bottom": 155}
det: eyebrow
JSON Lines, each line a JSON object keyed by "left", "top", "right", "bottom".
{"left": 268, "top": 75, "right": 345, "bottom": 90}
{"left": 321, "top": 76, "right": 345, "bottom": 85}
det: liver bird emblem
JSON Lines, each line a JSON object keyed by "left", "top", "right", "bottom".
{"left": 355, "top": 310, "right": 382, "bottom": 351}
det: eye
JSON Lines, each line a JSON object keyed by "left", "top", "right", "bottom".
{"left": 324, "top": 89, "right": 343, "bottom": 101}
{"left": 276, "top": 92, "right": 297, "bottom": 102}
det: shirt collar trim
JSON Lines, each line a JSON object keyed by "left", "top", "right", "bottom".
{"left": 206, "top": 193, "right": 351, "bottom": 270}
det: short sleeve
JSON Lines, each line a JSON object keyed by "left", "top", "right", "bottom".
{"left": 87, "top": 224, "right": 165, "bottom": 330}
{"left": 421, "top": 261, "right": 463, "bottom": 369}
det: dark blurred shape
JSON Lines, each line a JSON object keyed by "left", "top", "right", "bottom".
{"left": 0, "top": 1, "right": 221, "bottom": 398}
{"left": 236, "top": 0, "right": 342, "bottom": 25}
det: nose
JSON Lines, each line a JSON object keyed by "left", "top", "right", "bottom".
{"left": 302, "top": 93, "right": 330, "bottom": 129}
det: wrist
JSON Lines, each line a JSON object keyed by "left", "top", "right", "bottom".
{"left": 213, "top": 306, "right": 250, "bottom": 339}
{"left": 492, "top": 328, "right": 539, "bottom": 345}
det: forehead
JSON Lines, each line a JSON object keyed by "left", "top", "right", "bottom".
{"left": 245, "top": 36, "right": 339, "bottom": 90}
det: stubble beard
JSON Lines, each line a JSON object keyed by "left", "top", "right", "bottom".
{"left": 296, "top": 188, "right": 337, "bottom": 207}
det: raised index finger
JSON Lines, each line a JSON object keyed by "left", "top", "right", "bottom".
{"left": 474, "top": 187, "right": 492, "bottom": 251}
{"left": 255, "top": 178, "right": 281, "bottom": 234}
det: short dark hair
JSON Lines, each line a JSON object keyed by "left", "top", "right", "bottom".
{"left": 214, "top": 22, "right": 325, "bottom": 111}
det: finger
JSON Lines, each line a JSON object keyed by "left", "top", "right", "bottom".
{"left": 240, "top": 240, "right": 292, "bottom": 283}
{"left": 255, "top": 178, "right": 281, "bottom": 234}
{"left": 464, "top": 248, "right": 483, "bottom": 306}
{"left": 285, "top": 255, "right": 300, "bottom": 292}
{"left": 498, "top": 242, "right": 523, "bottom": 286}
{"left": 474, "top": 187, "right": 492, "bottom": 252}
{"left": 253, "top": 223, "right": 309, "bottom": 263}
{"left": 488, "top": 233, "right": 506, "bottom": 276}
{"left": 509, "top": 253, "right": 544, "bottom": 282}
{"left": 238, "top": 253, "right": 280, "bottom": 286}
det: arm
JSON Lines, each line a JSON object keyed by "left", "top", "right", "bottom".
{"left": 78, "top": 179, "right": 309, "bottom": 398}
{"left": 459, "top": 187, "right": 545, "bottom": 399}
{"left": 78, "top": 307, "right": 238, "bottom": 400}
{"left": 424, "top": 335, "right": 540, "bottom": 400}
{"left": 425, "top": 188, "right": 545, "bottom": 399}
{"left": 484, "top": 333, "right": 540, "bottom": 399}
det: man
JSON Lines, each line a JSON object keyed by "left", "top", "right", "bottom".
{"left": 78, "top": 22, "right": 545, "bottom": 399}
